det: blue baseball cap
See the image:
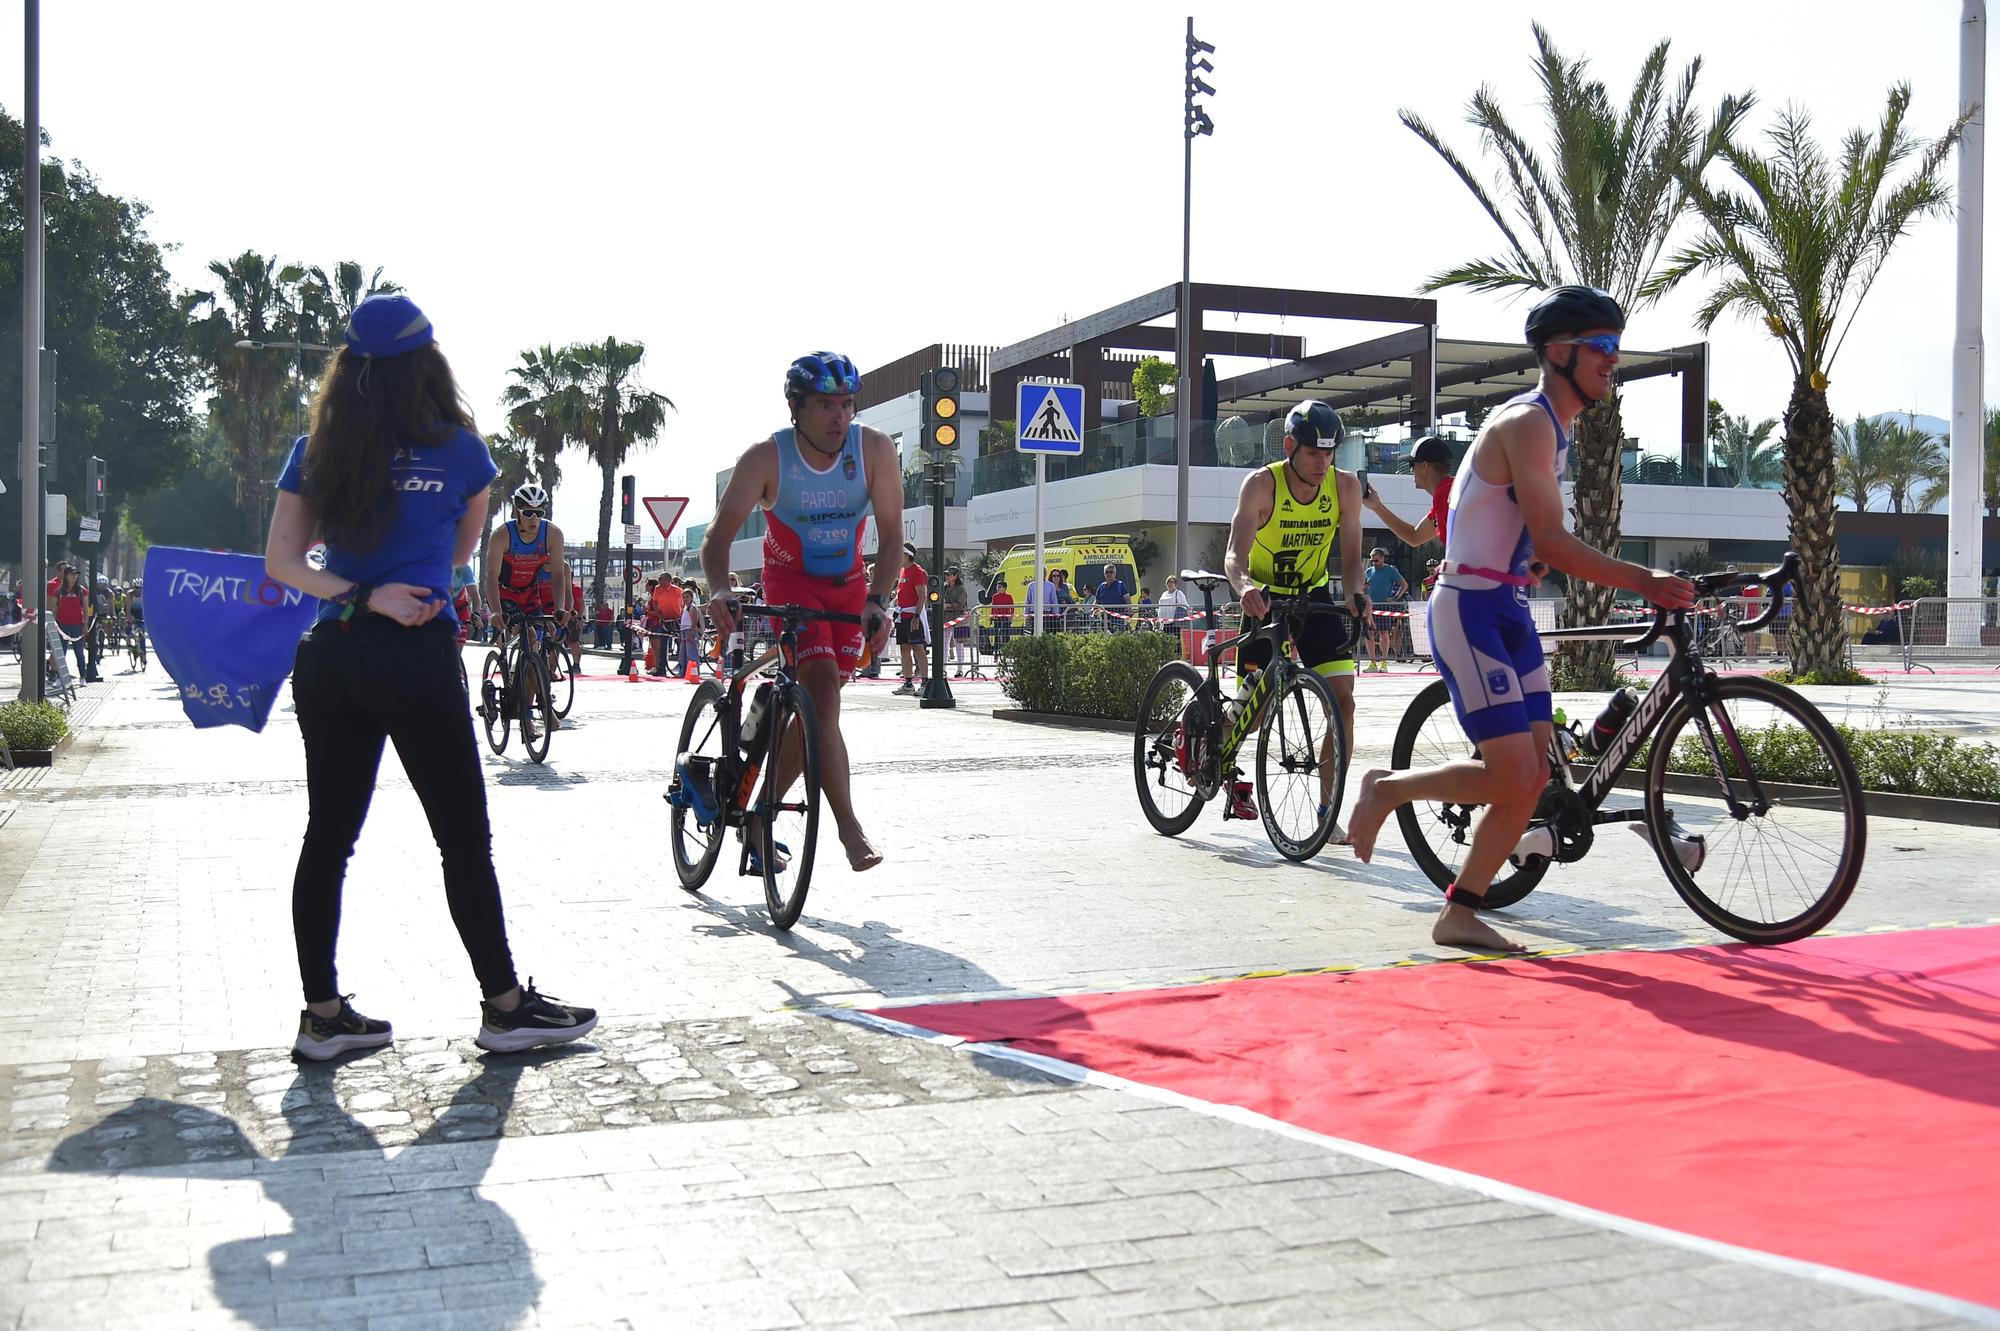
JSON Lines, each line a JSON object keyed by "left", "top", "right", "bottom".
{"left": 344, "top": 293, "right": 434, "bottom": 358}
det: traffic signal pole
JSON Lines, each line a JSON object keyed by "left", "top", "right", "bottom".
{"left": 919, "top": 367, "right": 958, "bottom": 709}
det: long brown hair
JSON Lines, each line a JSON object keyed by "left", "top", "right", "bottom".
{"left": 300, "top": 342, "right": 476, "bottom": 551}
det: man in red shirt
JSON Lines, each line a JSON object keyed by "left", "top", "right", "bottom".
{"left": 892, "top": 541, "right": 929, "bottom": 696}
{"left": 648, "top": 575, "right": 684, "bottom": 675}
{"left": 1361, "top": 435, "right": 1454, "bottom": 558}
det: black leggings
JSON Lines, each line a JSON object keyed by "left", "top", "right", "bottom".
{"left": 290, "top": 616, "right": 518, "bottom": 1004}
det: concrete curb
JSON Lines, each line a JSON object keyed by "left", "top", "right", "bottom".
{"left": 993, "top": 708, "right": 1133, "bottom": 734}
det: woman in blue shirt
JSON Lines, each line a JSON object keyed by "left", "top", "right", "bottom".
{"left": 264, "top": 293, "right": 597, "bottom": 1061}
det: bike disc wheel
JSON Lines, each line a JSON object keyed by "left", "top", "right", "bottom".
{"left": 760, "top": 683, "right": 821, "bottom": 930}
{"left": 670, "top": 681, "right": 728, "bottom": 891}
{"left": 547, "top": 645, "right": 575, "bottom": 718}
{"left": 479, "top": 650, "right": 510, "bottom": 754}
{"left": 1257, "top": 669, "right": 1342, "bottom": 861}
{"left": 1645, "top": 675, "right": 1866, "bottom": 943}
{"left": 1132, "top": 661, "right": 1212, "bottom": 837}
{"left": 518, "top": 650, "right": 553, "bottom": 765}
{"left": 1389, "top": 679, "right": 1548, "bottom": 909}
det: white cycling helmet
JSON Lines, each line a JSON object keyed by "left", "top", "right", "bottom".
{"left": 512, "top": 482, "right": 549, "bottom": 511}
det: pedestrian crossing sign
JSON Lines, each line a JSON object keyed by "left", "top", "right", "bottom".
{"left": 1015, "top": 382, "right": 1086, "bottom": 456}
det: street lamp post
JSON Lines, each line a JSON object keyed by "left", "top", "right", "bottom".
{"left": 1176, "top": 18, "right": 1215, "bottom": 579}
{"left": 17, "top": 0, "right": 42, "bottom": 703}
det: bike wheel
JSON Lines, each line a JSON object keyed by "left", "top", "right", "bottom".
{"left": 669, "top": 681, "right": 728, "bottom": 891}
{"left": 1132, "top": 661, "right": 1212, "bottom": 837}
{"left": 759, "top": 683, "right": 822, "bottom": 930}
{"left": 1389, "top": 679, "right": 1548, "bottom": 909}
{"left": 547, "top": 645, "right": 575, "bottom": 718}
{"left": 517, "top": 650, "right": 554, "bottom": 765}
{"left": 1257, "top": 668, "right": 1342, "bottom": 861}
{"left": 1645, "top": 675, "right": 1866, "bottom": 943}
{"left": 479, "top": 650, "right": 510, "bottom": 754}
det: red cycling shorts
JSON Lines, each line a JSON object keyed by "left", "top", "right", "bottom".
{"left": 759, "top": 563, "right": 867, "bottom": 677}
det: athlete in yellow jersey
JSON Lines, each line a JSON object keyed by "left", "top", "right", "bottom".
{"left": 1223, "top": 400, "right": 1368, "bottom": 831}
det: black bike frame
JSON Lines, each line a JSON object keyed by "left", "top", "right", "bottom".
{"left": 1181, "top": 581, "right": 1363, "bottom": 766}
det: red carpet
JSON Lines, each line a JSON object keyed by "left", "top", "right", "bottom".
{"left": 874, "top": 928, "right": 2000, "bottom": 1308}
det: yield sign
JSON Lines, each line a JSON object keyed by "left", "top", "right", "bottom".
{"left": 643, "top": 495, "right": 689, "bottom": 541}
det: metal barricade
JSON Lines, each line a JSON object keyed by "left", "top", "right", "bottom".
{"left": 1901, "top": 598, "right": 2000, "bottom": 673}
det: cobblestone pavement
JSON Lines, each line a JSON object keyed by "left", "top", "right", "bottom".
{"left": 1, "top": 660, "right": 1993, "bottom": 1328}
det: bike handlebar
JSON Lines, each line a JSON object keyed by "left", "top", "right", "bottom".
{"left": 1606, "top": 550, "right": 1803, "bottom": 651}
{"left": 728, "top": 601, "right": 866, "bottom": 627}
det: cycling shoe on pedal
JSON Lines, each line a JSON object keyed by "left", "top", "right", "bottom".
{"left": 676, "top": 756, "right": 719, "bottom": 828}
{"left": 1226, "top": 780, "right": 1257, "bottom": 820}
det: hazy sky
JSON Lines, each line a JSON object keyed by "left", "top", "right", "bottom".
{"left": 3, "top": 1, "right": 1992, "bottom": 540}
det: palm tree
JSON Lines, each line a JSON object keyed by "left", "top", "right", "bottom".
{"left": 1834, "top": 414, "right": 1892, "bottom": 512}
{"left": 1399, "top": 23, "right": 1751, "bottom": 687}
{"left": 570, "top": 338, "right": 674, "bottom": 611}
{"left": 1647, "top": 85, "right": 1969, "bottom": 674}
{"left": 503, "top": 345, "right": 583, "bottom": 495}
{"left": 299, "top": 261, "right": 398, "bottom": 342}
{"left": 1876, "top": 417, "right": 1950, "bottom": 515}
{"left": 185, "top": 252, "right": 308, "bottom": 544}
{"left": 1709, "top": 413, "right": 1781, "bottom": 487}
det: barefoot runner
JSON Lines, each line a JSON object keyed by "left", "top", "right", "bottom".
{"left": 1344, "top": 287, "right": 1694, "bottom": 952}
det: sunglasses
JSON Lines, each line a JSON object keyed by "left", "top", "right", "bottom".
{"left": 517, "top": 508, "right": 545, "bottom": 519}
{"left": 1548, "top": 334, "right": 1621, "bottom": 356}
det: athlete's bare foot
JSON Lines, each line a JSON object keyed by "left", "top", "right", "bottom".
{"left": 1432, "top": 902, "right": 1527, "bottom": 954}
{"left": 1344, "top": 768, "right": 1393, "bottom": 863}
{"left": 840, "top": 827, "right": 883, "bottom": 872}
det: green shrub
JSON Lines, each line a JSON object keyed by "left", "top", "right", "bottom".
{"left": 0, "top": 701, "right": 68, "bottom": 751}
{"left": 1765, "top": 666, "right": 1872, "bottom": 687}
{"left": 998, "top": 631, "right": 1183, "bottom": 721}
{"left": 1652, "top": 721, "right": 1999, "bottom": 801}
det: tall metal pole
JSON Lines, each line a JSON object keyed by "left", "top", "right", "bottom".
{"left": 920, "top": 457, "right": 955, "bottom": 708}
{"left": 1947, "top": 0, "right": 1986, "bottom": 636}
{"left": 17, "top": 0, "right": 44, "bottom": 703}
{"left": 1174, "top": 17, "right": 1196, "bottom": 579}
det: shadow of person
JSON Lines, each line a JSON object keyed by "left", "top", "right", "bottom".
{"left": 50, "top": 1049, "right": 582, "bottom": 1330}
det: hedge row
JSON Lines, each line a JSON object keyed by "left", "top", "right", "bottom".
{"left": 0, "top": 701, "right": 68, "bottom": 752}
{"left": 997, "top": 631, "right": 1184, "bottom": 722}
{"left": 1648, "top": 722, "right": 2000, "bottom": 802}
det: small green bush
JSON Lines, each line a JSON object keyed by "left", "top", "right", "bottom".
{"left": 1651, "top": 722, "right": 2000, "bottom": 801}
{"left": 0, "top": 700, "right": 68, "bottom": 751}
{"left": 999, "top": 631, "right": 1183, "bottom": 721}
{"left": 1766, "top": 667, "right": 1873, "bottom": 687}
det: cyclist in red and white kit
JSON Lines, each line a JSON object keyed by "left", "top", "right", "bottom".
{"left": 702, "top": 352, "right": 901, "bottom": 872}
{"left": 482, "top": 482, "right": 572, "bottom": 728}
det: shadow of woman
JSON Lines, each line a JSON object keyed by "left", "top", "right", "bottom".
{"left": 51, "top": 1049, "right": 588, "bottom": 1330}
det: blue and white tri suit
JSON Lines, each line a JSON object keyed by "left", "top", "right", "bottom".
{"left": 1426, "top": 391, "right": 1567, "bottom": 743}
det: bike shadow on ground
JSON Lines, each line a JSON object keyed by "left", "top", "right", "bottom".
{"left": 50, "top": 1045, "right": 592, "bottom": 1330}
{"left": 688, "top": 891, "right": 1011, "bottom": 1008}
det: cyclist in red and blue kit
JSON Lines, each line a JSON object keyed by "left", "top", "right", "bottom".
{"left": 702, "top": 352, "right": 902, "bottom": 872}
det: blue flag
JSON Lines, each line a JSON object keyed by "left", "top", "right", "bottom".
{"left": 143, "top": 547, "right": 319, "bottom": 732}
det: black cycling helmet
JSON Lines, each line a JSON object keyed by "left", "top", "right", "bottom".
{"left": 784, "top": 351, "right": 862, "bottom": 401}
{"left": 1524, "top": 285, "right": 1627, "bottom": 346}
{"left": 1283, "top": 400, "right": 1344, "bottom": 450}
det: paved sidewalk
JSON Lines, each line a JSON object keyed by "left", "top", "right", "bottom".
{"left": 2, "top": 662, "right": 1993, "bottom": 1328}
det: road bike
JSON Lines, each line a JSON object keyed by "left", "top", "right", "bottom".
{"left": 667, "top": 602, "right": 863, "bottom": 929}
{"left": 126, "top": 619, "right": 148, "bottom": 671}
{"left": 1134, "top": 571, "right": 1365, "bottom": 861}
{"left": 476, "top": 612, "right": 558, "bottom": 764}
{"left": 1390, "top": 553, "right": 1865, "bottom": 943}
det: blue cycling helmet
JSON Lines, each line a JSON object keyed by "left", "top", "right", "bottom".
{"left": 784, "top": 351, "right": 862, "bottom": 401}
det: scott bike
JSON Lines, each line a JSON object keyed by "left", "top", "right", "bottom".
{"left": 477, "top": 612, "right": 558, "bottom": 764}
{"left": 1134, "top": 571, "right": 1365, "bottom": 861}
{"left": 1391, "top": 553, "right": 1865, "bottom": 943}
{"left": 667, "top": 602, "right": 862, "bottom": 929}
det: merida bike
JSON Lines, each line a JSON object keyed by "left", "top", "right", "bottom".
{"left": 1390, "top": 553, "right": 1865, "bottom": 943}
{"left": 477, "top": 611, "right": 558, "bottom": 763}
{"left": 1134, "top": 571, "right": 1365, "bottom": 861}
{"left": 667, "top": 602, "right": 864, "bottom": 929}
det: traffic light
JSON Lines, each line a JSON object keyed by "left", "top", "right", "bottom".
{"left": 920, "top": 367, "right": 961, "bottom": 451}
{"left": 620, "top": 474, "right": 635, "bottom": 526}
{"left": 85, "top": 456, "right": 105, "bottom": 518}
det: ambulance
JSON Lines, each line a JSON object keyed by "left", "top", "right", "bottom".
{"left": 989, "top": 534, "right": 1141, "bottom": 612}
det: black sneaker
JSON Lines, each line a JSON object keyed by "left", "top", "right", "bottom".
{"left": 475, "top": 979, "right": 598, "bottom": 1054}
{"left": 293, "top": 996, "right": 393, "bottom": 1061}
